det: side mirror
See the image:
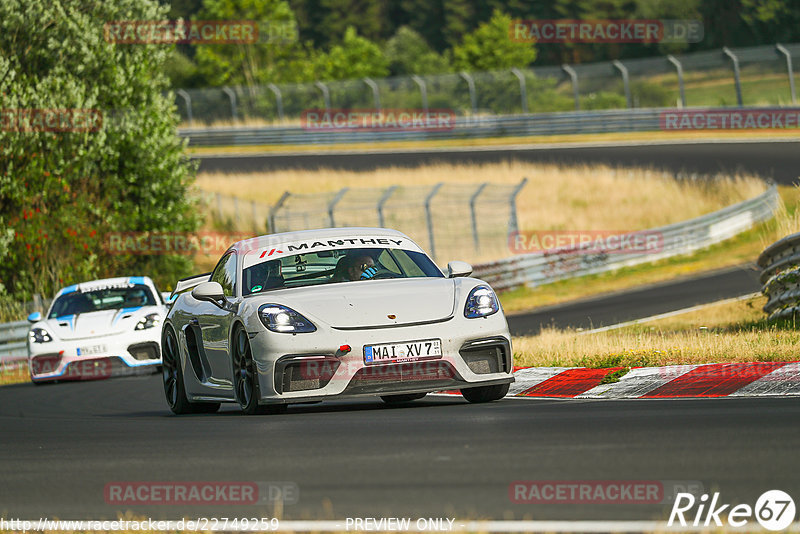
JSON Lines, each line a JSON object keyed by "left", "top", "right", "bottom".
{"left": 27, "top": 312, "right": 42, "bottom": 323}
{"left": 447, "top": 261, "right": 473, "bottom": 278}
{"left": 191, "top": 281, "right": 225, "bottom": 304}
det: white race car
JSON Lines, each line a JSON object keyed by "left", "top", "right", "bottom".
{"left": 27, "top": 276, "right": 167, "bottom": 383}
{"left": 162, "top": 228, "right": 513, "bottom": 415}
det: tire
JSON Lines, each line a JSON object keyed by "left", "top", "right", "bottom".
{"left": 232, "top": 325, "right": 286, "bottom": 415}
{"left": 162, "top": 326, "right": 220, "bottom": 415}
{"left": 460, "top": 383, "right": 510, "bottom": 403}
{"left": 381, "top": 392, "right": 428, "bottom": 404}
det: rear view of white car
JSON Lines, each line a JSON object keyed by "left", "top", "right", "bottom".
{"left": 27, "top": 276, "right": 167, "bottom": 383}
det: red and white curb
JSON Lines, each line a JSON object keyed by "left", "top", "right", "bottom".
{"left": 499, "top": 362, "right": 800, "bottom": 399}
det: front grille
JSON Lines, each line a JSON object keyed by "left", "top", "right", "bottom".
{"left": 276, "top": 357, "right": 339, "bottom": 393}
{"left": 31, "top": 353, "right": 62, "bottom": 375}
{"left": 460, "top": 338, "right": 511, "bottom": 374}
{"left": 345, "top": 361, "right": 458, "bottom": 394}
{"left": 128, "top": 342, "right": 160, "bottom": 361}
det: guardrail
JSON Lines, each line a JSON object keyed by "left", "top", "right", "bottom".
{"left": 0, "top": 320, "right": 28, "bottom": 365}
{"left": 474, "top": 185, "right": 780, "bottom": 292}
{"left": 179, "top": 108, "right": 670, "bottom": 146}
{"left": 758, "top": 230, "right": 800, "bottom": 320}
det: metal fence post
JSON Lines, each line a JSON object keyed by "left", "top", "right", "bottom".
{"left": 232, "top": 196, "right": 239, "bottom": 226}
{"left": 222, "top": 87, "right": 238, "bottom": 121}
{"left": 268, "top": 191, "right": 291, "bottom": 233}
{"left": 411, "top": 75, "right": 428, "bottom": 113}
{"left": 612, "top": 60, "right": 632, "bottom": 109}
{"left": 251, "top": 200, "right": 258, "bottom": 232}
{"left": 722, "top": 47, "right": 744, "bottom": 106}
{"left": 562, "top": 65, "right": 580, "bottom": 111}
{"left": 315, "top": 81, "right": 331, "bottom": 111}
{"left": 425, "top": 183, "right": 443, "bottom": 261}
{"left": 776, "top": 44, "right": 797, "bottom": 105}
{"left": 377, "top": 186, "right": 397, "bottom": 227}
{"left": 508, "top": 178, "right": 528, "bottom": 235}
{"left": 666, "top": 54, "right": 687, "bottom": 107}
{"left": 511, "top": 68, "right": 528, "bottom": 113}
{"left": 363, "top": 77, "right": 380, "bottom": 111}
{"left": 328, "top": 187, "right": 349, "bottom": 227}
{"left": 176, "top": 89, "right": 193, "bottom": 126}
{"left": 469, "top": 183, "right": 488, "bottom": 253}
{"left": 459, "top": 72, "right": 477, "bottom": 115}
{"left": 215, "top": 193, "right": 223, "bottom": 221}
{"left": 267, "top": 83, "right": 284, "bottom": 121}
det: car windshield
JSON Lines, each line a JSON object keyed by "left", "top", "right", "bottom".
{"left": 48, "top": 284, "right": 156, "bottom": 318}
{"left": 242, "top": 247, "right": 443, "bottom": 296}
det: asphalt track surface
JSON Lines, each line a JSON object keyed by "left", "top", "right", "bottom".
{"left": 1, "top": 375, "right": 799, "bottom": 521}
{"left": 507, "top": 263, "right": 762, "bottom": 336}
{"left": 195, "top": 140, "right": 800, "bottom": 184}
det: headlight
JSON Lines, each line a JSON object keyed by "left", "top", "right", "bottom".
{"left": 135, "top": 313, "right": 161, "bottom": 330}
{"left": 29, "top": 327, "right": 52, "bottom": 343}
{"left": 259, "top": 304, "right": 316, "bottom": 333}
{"left": 464, "top": 285, "right": 499, "bottom": 318}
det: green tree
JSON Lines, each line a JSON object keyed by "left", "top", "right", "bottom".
{"left": 452, "top": 9, "right": 537, "bottom": 71}
{"left": 0, "top": 0, "right": 198, "bottom": 299}
{"left": 194, "top": 0, "right": 314, "bottom": 86}
{"left": 384, "top": 26, "right": 450, "bottom": 75}
{"left": 315, "top": 26, "right": 389, "bottom": 80}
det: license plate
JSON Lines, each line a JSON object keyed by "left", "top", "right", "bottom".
{"left": 364, "top": 339, "right": 442, "bottom": 365}
{"left": 78, "top": 344, "right": 107, "bottom": 356}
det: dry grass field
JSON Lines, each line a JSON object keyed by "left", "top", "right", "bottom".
{"left": 196, "top": 161, "right": 766, "bottom": 234}
{"left": 512, "top": 294, "right": 800, "bottom": 369}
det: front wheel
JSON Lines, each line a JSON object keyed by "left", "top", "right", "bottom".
{"left": 461, "top": 383, "right": 509, "bottom": 403}
{"left": 162, "top": 326, "right": 220, "bottom": 414}
{"left": 232, "top": 325, "right": 287, "bottom": 415}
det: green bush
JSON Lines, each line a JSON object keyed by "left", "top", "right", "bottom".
{"left": 0, "top": 0, "right": 199, "bottom": 300}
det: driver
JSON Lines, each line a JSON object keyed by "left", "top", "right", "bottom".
{"left": 124, "top": 288, "right": 147, "bottom": 307}
{"left": 347, "top": 254, "right": 378, "bottom": 281}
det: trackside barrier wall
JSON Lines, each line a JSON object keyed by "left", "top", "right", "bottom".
{"left": 473, "top": 185, "right": 779, "bottom": 292}
{"left": 180, "top": 107, "right": 799, "bottom": 146}
{"left": 0, "top": 321, "right": 28, "bottom": 365}
{"left": 758, "top": 231, "right": 800, "bottom": 320}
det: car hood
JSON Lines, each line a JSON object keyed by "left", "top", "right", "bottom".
{"left": 41, "top": 306, "right": 161, "bottom": 341}
{"left": 265, "top": 278, "right": 456, "bottom": 329}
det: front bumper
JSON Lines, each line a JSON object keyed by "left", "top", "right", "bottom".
{"left": 248, "top": 316, "right": 513, "bottom": 403}
{"left": 28, "top": 331, "right": 162, "bottom": 382}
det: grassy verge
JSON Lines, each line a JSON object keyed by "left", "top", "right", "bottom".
{"left": 187, "top": 129, "right": 800, "bottom": 155}
{"left": 512, "top": 293, "right": 800, "bottom": 369}
{"left": 0, "top": 362, "right": 29, "bottom": 386}
{"left": 499, "top": 185, "right": 800, "bottom": 313}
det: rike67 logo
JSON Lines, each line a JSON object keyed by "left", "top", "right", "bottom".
{"left": 669, "top": 490, "right": 796, "bottom": 531}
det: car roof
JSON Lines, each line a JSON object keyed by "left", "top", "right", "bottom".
{"left": 231, "top": 227, "right": 413, "bottom": 255}
{"left": 57, "top": 276, "right": 155, "bottom": 297}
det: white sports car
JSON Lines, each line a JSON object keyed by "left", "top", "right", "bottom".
{"left": 162, "top": 227, "right": 513, "bottom": 415}
{"left": 27, "top": 276, "right": 167, "bottom": 383}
